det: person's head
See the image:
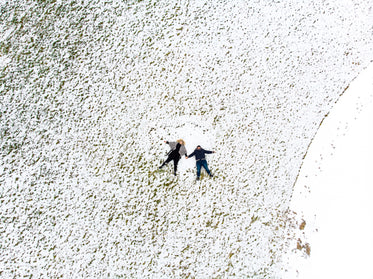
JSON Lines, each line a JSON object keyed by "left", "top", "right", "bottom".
{"left": 177, "top": 139, "right": 185, "bottom": 145}
{"left": 196, "top": 145, "right": 201, "bottom": 150}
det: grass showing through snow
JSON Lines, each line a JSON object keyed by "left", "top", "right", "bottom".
{"left": 0, "top": 0, "right": 372, "bottom": 277}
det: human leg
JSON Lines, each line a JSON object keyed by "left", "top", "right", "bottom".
{"left": 196, "top": 161, "right": 202, "bottom": 179}
{"left": 201, "top": 160, "right": 213, "bottom": 177}
{"left": 160, "top": 155, "right": 173, "bottom": 169}
{"left": 173, "top": 156, "right": 180, "bottom": 175}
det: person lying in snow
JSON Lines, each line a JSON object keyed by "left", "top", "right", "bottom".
{"left": 159, "top": 139, "right": 187, "bottom": 176}
{"left": 186, "top": 145, "right": 215, "bottom": 180}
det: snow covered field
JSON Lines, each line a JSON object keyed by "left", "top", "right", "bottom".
{"left": 1, "top": 0, "right": 372, "bottom": 278}
{"left": 283, "top": 63, "right": 373, "bottom": 279}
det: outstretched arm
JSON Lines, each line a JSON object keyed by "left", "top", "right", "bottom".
{"left": 203, "top": 149, "right": 215, "bottom": 154}
{"left": 186, "top": 151, "right": 195, "bottom": 159}
{"left": 180, "top": 145, "right": 188, "bottom": 158}
{"left": 165, "top": 141, "right": 177, "bottom": 150}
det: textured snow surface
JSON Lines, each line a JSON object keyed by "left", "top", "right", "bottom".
{"left": 0, "top": 0, "right": 372, "bottom": 278}
{"left": 283, "top": 63, "right": 373, "bottom": 279}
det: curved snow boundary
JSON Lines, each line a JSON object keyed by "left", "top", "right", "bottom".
{"left": 284, "top": 62, "right": 373, "bottom": 278}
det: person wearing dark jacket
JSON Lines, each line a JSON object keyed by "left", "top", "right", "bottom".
{"left": 159, "top": 139, "right": 187, "bottom": 176}
{"left": 186, "top": 145, "right": 215, "bottom": 180}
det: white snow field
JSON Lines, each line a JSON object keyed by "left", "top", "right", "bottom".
{"left": 0, "top": 0, "right": 372, "bottom": 278}
{"left": 283, "top": 63, "right": 373, "bottom": 278}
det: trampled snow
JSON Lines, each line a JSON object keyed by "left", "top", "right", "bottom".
{"left": 0, "top": 0, "right": 372, "bottom": 278}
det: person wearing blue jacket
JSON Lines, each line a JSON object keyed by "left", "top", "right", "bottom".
{"left": 186, "top": 145, "right": 215, "bottom": 180}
